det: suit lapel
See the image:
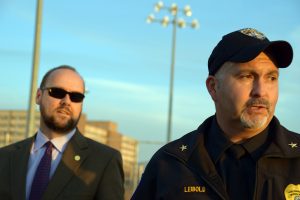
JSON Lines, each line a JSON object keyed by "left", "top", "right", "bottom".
{"left": 43, "top": 130, "right": 90, "bottom": 199}
{"left": 11, "top": 137, "right": 34, "bottom": 200}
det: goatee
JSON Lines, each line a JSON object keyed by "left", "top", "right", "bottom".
{"left": 240, "top": 98, "right": 271, "bottom": 129}
{"left": 40, "top": 105, "right": 80, "bottom": 134}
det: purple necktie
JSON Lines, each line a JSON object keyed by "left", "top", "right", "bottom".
{"left": 29, "top": 141, "right": 53, "bottom": 200}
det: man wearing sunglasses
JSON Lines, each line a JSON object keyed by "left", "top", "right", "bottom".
{"left": 0, "top": 65, "right": 124, "bottom": 200}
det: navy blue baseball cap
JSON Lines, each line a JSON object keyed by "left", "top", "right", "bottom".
{"left": 208, "top": 28, "right": 293, "bottom": 75}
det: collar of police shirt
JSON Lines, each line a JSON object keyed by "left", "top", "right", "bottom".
{"left": 205, "top": 116, "right": 271, "bottom": 164}
{"left": 205, "top": 116, "right": 272, "bottom": 200}
{"left": 25, "top": 128, "right": 76, "bottom": 200}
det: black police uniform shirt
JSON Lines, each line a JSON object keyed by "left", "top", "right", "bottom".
{"left": 206, "top": 117, "right": 270, "bottom": 200}
{"left": 131, "top": 115, "right": 300, "bottom": 200}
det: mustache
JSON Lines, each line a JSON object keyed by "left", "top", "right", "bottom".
{"left": 245, "top": 98, "right": 270, "bottom": 110}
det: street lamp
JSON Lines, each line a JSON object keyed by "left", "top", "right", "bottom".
{"left": 26, "top": 0, "right": 43, "bottom": 138}
{"left": 147, "top": 1, "right": 199, "bottom": 143}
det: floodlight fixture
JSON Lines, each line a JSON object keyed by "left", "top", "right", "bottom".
{"left": 169, "top": 3, "right": 178, "bottom": 15}
{"left": 161, "top": 16, "right": 170, "bottom": 27}
{"left": 177, "top": 18, "right": 186, "bottom": 28}
{"left": 154, "top": 1, "right": 164, "bottom": 12}
{"left": 146, "top": 14, "right": 155, "bottom": 23}
{"left": 191, "top": 19, "right": 199, "bottom": 29}
{"left": 146, "top": 1, "right": 199, "bottom": 142}
{"left": 184, "top": 5, "right": 192, "bottom": 17}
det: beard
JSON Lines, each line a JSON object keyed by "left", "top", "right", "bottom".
{"left": 240, "top": 98, "right": 271, "bottom": 129}
{"left": 40, "top": 104, "right": 81, "bottom": 134}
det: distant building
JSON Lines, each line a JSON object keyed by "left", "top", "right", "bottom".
{"left": 87, "top": 121, "right": 139, "bottom": 200}
{"left": 136, "top": 161, "right": 148, "bottom": 184}
{"left": 0, "top": 110, "right": 39, "bottom": 145}
{"left": 0, "top": 109, "right": 138, "bottom": 200}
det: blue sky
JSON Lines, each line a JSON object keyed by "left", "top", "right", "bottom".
{"left": 1, "top": 0, "right": 300, "bottom": 161}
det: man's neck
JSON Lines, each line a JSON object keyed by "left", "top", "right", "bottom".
{"left": 39, "top": 125, "right": 70, "bottom": 140}
{"left": 216, "top": 117, "right": 270, "bottom": 143}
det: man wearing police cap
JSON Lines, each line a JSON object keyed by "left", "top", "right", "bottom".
{"left": 132, "top": 28, "right": 300, "bottom": 200}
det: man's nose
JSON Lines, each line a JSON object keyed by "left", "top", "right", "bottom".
{"left": 250, "top": 78, "right": 267, "bottom": 98}
{"left": 60, "top": 94, "right": 72, "bottom": 105}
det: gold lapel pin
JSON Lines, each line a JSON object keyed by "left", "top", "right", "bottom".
{"left": 74, "top": 155, "right": 81, "bottom": 161}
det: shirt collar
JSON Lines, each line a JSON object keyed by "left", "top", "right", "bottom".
{"left": 242, "top": 126, "right": 269, "bottom": 160}
{"left": 242, "top": 124, "right": 271, "bottom": 160}
{"left": 206, "top": 116, "right": 232, "bottom": 164}
{"left": 206, "top": 116, "right": 270, "bottom": 163}
{"left": 33, "top": 129, "right": 76, "bottom": 153}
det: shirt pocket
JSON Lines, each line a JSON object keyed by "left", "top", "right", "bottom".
{"left": 257, "top": 175, "right": 300, "bottom": 200}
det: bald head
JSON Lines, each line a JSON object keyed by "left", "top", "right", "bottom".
{"left": 40, "top": 65, "right": 85, "bottom": 91}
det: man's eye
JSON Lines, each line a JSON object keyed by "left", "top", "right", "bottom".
{"left": 240, "top": 74, "right": 253, "bottom": 79}
{"left": 269, "top": 76, "right": 278, "bottom": 81}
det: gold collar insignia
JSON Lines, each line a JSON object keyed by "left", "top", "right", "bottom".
{"left": 179, "top": 144, "right": 187, "bottom": 152}
{"left": 288, "top": 142, "right": 298, "bottom": 148}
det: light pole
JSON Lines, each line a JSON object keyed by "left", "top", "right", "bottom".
{"left": 147, "top": 1, "right": 199, "bottom": 143}
{"left": 26, "top": 0, "right": 43, "bottom": 138}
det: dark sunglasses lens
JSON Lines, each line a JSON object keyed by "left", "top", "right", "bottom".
{"left": 48, "top": 88, "right": 67, "bottom": 99}
{"left": 69, "top": 93, "right": 85, "bottom": 103}
{"left": 47, "top": 88, "right": 84, "bottom": 102}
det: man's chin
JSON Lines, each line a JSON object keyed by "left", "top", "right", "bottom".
{"left": 240, "top": 114, "right": 269, "bottom": 129}
{"left": 50, "top": 124, "right": 75, "bottom": 134}
{"left": 47, "top": 118, "right": 77, "bottom": 133}
{"left": 55, "top": 114, "right": 71, "bottom": 121}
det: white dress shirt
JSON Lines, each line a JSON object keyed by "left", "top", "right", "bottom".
{"left": 25, "top": 129, "right": 76, "bottom": 200}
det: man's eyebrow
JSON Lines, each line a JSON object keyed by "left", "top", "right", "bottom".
{"left": 266, "top": 70, "right": 279, "bottom": 76}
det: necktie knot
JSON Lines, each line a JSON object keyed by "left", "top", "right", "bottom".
{"left": 45, "top": 141, "right": 53, "bottom": 155}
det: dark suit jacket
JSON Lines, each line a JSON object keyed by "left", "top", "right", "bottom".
{"left": 0, "top": 129, "right": 124, "bottom": 200}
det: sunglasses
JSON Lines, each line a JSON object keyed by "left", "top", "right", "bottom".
{"left": 42, "top": 87, "right": 85, "bottom": 103}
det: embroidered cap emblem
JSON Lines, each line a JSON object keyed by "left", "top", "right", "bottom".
{"left": 179, "top": 145, "right": 187, "bottom": 152}
{"left": 284, "top": 184, "right": 300, "bottom": 200}
{"left": 239, "top": 28, "right": 266, "bottom": 40}
{"left": 288, "top": 142, "right": 298, "bottom": 148}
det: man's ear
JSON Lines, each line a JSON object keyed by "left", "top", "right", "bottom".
{"left": 206, "top": 76, "right": 218, "bottom": 102}
{"left": 36, "top": 89, "right": 42, "bottom": 105}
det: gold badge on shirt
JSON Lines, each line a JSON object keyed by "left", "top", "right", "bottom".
{"left": 284, "top": 184, "right": 300, "bottom": 200}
